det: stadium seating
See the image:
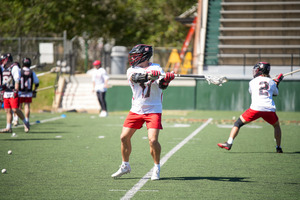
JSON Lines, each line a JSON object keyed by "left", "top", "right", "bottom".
{"left": 208, "top": 0, "right": 300, "bottom": 66}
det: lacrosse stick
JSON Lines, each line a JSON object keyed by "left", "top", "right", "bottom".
{"left": 161, "top": 74, "right": 228, "bottom": 86}
{"left": 272, "top": 68, "right": 300, "bottom": 80}
{"left": 283, "top": 68, "right": 300, "bottom": 77}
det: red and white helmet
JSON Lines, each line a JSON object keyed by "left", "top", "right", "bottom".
{"left": 128, "top": 44, "right": 153, "bottom": 67}
{"left": 253, "top": 62, "right": 270, "bottom": 78}
{"left": 0, "top": 53, "right": 13, "bottom": 65}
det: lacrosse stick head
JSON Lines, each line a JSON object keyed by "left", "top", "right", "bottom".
{"left": 205, "top": 76, "right": 228, "bottom": 86}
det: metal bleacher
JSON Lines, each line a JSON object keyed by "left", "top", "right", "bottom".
{"left": 217, "top": 0, "right": 300, "bottom": 66}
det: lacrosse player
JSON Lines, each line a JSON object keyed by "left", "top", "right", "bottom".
{"left": 0, "top": 53, "right": 30, "bottom": 133}
{"left": 12, "top": 57, "right": 39, "bottom": 127}
{"left": 218, "top": 62, "right": 284, "bottom": 153}
{"left": 111, "top": 44, "right": 174, "bottom": 180}
{"left": 92, "top": 60, "right": 109, "bottom": 117}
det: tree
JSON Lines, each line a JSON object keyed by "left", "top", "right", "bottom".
{"left": 0, "top": 0, "right": 196, "bottom": 47}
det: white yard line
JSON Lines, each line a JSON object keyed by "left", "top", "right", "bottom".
{"left": 120, "top": 118, "right": 213, "bottom": 200}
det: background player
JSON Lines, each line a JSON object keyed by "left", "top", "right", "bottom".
{"left": 218, "top": 62, "right": 283, "bottom": 153}
{"left": 12, "top": 57, "right": 39, "bottom": 127}
{"left": 92, "top": 60, "right": 109, "bottom": 117}
{"left": 111, "top": 44, "right": 174, "bottom": 180}
{"left": 0, "top": 53, "right": 30, "bottom": 133}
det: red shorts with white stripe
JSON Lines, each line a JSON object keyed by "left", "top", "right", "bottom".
{"left": 3, "top": 97, "right": 19, "bottom": 109}
{"left": 241, "top": 108, "right": 278, "bottom": 125}
{"left": 123, "top": 111, "right": 163, "bottom": 129}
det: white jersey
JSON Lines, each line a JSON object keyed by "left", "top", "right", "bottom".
{"left": 92, "top": 67, "right": 109, "bottom": 92}
{"left": 127, "top": 63, "right": 165, "bottom": 114}
{"left": 249, "top": 76, "right": 278, "bottom": 112}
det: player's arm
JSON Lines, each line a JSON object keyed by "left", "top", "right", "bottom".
{"left": 32, "top": 71, "right": 39, "bottom": 91}
{"left": 131, "top": 70, "right": 161, "bottom": 83}
{"left": 159, "top": 72, "right": 174, "bottom": 89}
{"left": 12, "top": 65, "right": 20, "bottom": 98}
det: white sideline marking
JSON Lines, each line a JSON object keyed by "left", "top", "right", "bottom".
{"left": 110, "top": 189, "right": 159, "bottom": 192}
{"left": 12, "top": 116, "right": 65, "bottom": 128}
{"left": 120, "top": 118, "right": 213, "bottom": 200}
{"left": 217, "top": 124, "right": 262, "bottom": 129}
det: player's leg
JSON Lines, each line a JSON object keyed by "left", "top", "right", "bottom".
{"left": 145, "top": 113, "right": 163, "bottom": 180}
{"left": 11, "top": 98, "right": 30, "bottom": 133}
{"left": 273, "top": 121, "right": 282, "bottom": 153}
{"left": 217, "top": 109, "right": 259, "bottom": 150}
{"left": 262, "top": 112, "right": 282, "bottom": 153}
{"left": 96, "top": 91, "right": 102, "bottom": 114}
{"left": 148, "top": 128, "right": 161, "bottom": 164}
{"left": 0, "top": 99, "right": 13, "bottom": 133}
{"left": 111, "top": 127, "right": 136, "bottom": 178}
{"left": 120, "top": 127, "right": 136, "bottom": 162}
{"left": 24, "top": 102, "right": 30, "bottom": 122}
{"left": 0, "top": 108, "right": 13, "bottom": 133}
{"left": 98, "top": 91, "right": 108, "bottom": 117}
{"left": 218, "top": 116, "right": 248, "bottom": 150}
{"left": 148, "top": 128, "right": 161, "bottom": 180}
{"left": 112, "top": 112, "right": 144, "bottom": 178}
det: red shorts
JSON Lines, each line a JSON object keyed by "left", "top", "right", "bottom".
{"left": 123, "top": 111, "right": 163, "bottom": 129}
{"left": 19, "top": 97, "right": 32, "bottom": 104}
{"left": 3, "top": 97, "right": 19, "bottom": 109}
{"left": 241, "top": 108, "right": 278, "bottom": 125}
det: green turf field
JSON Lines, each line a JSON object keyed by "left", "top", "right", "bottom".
{"left": 0, "top": 110, "right": 299, "bottom": 200}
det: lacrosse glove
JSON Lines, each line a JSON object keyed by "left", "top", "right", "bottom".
{"left": 13, "top": 89, "right": 18, "bottom": 99}
{"left": 159, "top": 72, "right": 175, "bottom": 89}
{"left": 274, "top": 73, "right": 284, "bottom": 86}
{"left": 32, "top": 90, "right": 37, "bottom": 98}
{"left": 148, "top": 70, "right": 161, "bottom": 81}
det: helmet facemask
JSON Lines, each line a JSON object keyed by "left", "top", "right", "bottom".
{"left": 253, "top": 62, "right": 270, "bottom": 78}
{"left": 128, "top": 44, "right": 153, "bottom": 67}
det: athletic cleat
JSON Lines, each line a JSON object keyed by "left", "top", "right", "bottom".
{"left": 0, "top": 129, "right": 12, "bottom": 133}
{"left": 276, "top": 147, "right": 283, "bottom": 153}
{"left": 217, "top": 142, "right": 232, "bottom": 150}
{"left": 24, "top": 122, "right": 30, "bottom": 133}
{"left": 151, "top": 166, "right": 160, "bottom": 181}
{"left": 111, "top": 164, "right": 131, "bottom": 178}
{"left": 99, "top": 111, "right": 108, "bottom": 117}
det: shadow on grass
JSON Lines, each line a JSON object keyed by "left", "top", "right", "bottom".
{"left": 119, "top": 176, "right": 252, "bottom": 182}
{"left": 228, "top": 151, "right": 300, "bottom": 154}
{"left": 28, "top": 131, "right": 68, "bottom": 134}
{"left": 160, "top": 176, "right": 252, "bottom": 182}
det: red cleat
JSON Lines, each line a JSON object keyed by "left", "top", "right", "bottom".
{"left": 217, "top": 142, "right": 232, "bottom": 150}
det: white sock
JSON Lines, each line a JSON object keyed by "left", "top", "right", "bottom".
{"left": 227, "top": 137, "right": 234, "bottom": 144}
{"left": 154, "top": 163, "right": 160, "bottom": 170}
{"left": 6, "top": 124, "right": 11, "bottom": 129}
{"left": 25, "top": 118, "right": 29, "bottom": 122}
{"left": 122, "top": 161, "right": 129, "bottom": 166}
{"left": 13, "top": 115, "right": 19, "bottom": 122}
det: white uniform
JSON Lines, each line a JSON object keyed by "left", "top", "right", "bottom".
{"left": 249, "top": 76, "right": 278, "bottom": 112}
{"left": 92, "top": 68, "right": 109, "bottom": 92}
{"left": 127, "top": 63, "right": 164, "bottom": 114}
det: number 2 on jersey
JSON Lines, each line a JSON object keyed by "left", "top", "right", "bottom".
{"left": 259, "top": 81, "right": 269, "bottom": 96}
